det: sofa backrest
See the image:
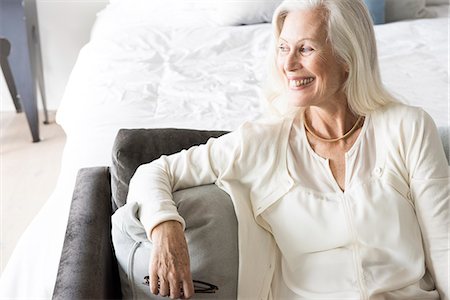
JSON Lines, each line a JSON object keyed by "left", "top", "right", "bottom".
{"left": 111, "top": 128, "right": 229, "bottom": 210}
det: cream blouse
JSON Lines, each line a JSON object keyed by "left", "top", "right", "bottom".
{"left": 127, "top": 103, "right": 449, "bottom": 299}
{"left": 264, "top": 115, "right": 441, "bottom": 299}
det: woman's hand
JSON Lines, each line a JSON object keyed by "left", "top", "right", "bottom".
{"left": 149, "top": 221, "right": 194, "bottom": 299}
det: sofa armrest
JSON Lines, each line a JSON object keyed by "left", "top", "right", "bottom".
{"left": 53, "top": 167, "right": 122, "bottom": 300}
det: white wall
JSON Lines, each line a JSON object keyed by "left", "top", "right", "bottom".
{"left": 1, "top": 0, "right": 108, "bottom": 111}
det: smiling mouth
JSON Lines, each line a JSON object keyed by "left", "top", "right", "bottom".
{"left": 289, "top": 77, "right": 315, "bottom": 88}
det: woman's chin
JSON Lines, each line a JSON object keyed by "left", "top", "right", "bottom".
{"left": 286, "top": 94, "right": 311, "bottom": 108}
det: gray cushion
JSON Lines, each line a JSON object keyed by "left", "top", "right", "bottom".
{"left": 111, "top": 184, "right": 238, "bottom": 299}
{"left": 385, "top": 0, "right": 437, "bottom": 23}
{"left": 111, "top": 128, "right": 229, "bottom": 209}
{"left": 110, "top": 128, "right": 237, "bottom": 299}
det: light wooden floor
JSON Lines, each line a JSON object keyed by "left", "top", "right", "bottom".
{"left": 0, "top": 110, "right": 66, "bottom": 273}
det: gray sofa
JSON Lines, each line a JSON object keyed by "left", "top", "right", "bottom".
{"left": 52, "top": 128, "right": 237, "bottom": 300}
{"left": 52, "top": 126, "right": 449, "bottom": 300}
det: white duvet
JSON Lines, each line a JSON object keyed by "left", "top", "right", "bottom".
{"left": 0, "top": 2, "right": 448, "bottom": 298}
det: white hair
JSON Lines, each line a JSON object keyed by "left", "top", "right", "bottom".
{"left": 264, "top": 0, "right": 399, "bottom": 116}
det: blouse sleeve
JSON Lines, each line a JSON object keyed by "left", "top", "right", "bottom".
{"left": 406, "top": 109, "right": 449, "bottom": 299}
{"left": 126, "top": 128, "right": 243, "bottom": 240}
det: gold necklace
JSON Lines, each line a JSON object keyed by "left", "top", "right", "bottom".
{"left": 304, "top": 115, "right": 363, "bottom": 143}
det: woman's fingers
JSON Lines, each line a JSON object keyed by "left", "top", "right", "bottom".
{"left": 159, "top": 278, "right": 170, "bottom": 297}
{"left": 149, "top": 275, "right": 193, "bottom": 299}
{"left": 149, "top": 221, "right": 193, "bottom": 299}
{"left": 149, "top": 271, "right": 159, "bottom": 295}
{"left": 181, "top": 278, "right": 195, "bottom": 299}
{"left": 168, "top": 279, "right": 182, "bottom": 299}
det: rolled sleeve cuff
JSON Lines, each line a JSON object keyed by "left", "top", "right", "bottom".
{"left": 139, "top": 208, "right": 186, "bottom": 242}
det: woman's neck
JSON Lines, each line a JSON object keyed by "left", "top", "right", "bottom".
{"left": 304, "top": 103, "right": 360, "bottom": 140}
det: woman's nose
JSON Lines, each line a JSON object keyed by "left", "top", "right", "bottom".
{"left": 285, "top": 52, "right": 302, "bottom": 72}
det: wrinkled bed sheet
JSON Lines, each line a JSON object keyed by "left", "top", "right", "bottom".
{"left": 0, "top": 2, "right": 448, "bottom": 298}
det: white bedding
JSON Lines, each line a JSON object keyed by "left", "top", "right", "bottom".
{"left": 1, "top": 2, "right": 448, "bottom": 298}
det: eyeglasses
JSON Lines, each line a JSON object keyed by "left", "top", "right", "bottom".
{"left": 142, "top": 276, "right": 219, "bottom": 294}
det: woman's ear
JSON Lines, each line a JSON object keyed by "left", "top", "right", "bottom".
{"left": 343, "top": 63, "right": 350, "bottom": 73}
{"left": 340, "top": 62, "right": 349, "bottom": 80}
{"left": 341, "top": 63, "right": 350, "bottom": 83}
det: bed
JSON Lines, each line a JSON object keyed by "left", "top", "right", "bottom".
{"left": 0, "top": 0, "right": 448, "bottom": 298}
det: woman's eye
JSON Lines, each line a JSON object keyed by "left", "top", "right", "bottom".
{"left": 278, "top": 45, "right": 289, "bottom": 53}
{"left": 300, "top": 47, "right": 314, "bottom": 55}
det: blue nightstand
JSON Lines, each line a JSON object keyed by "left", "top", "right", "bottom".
{"left": 0, "top": 0, "right": 49, "bottom": 142}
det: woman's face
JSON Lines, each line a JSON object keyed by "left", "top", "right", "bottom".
{"left": 277, "top": 8, "right": 348, "bottom": 108}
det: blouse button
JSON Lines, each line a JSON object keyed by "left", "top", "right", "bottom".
{"left": 374, "top": 167, "right": 383, "bottom": 176}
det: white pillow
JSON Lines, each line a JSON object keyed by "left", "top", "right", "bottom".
{"left": 103, "top": 0, "right": 217, "bottom": 28}
{"left": 385, "top": 0, "right": 437, "bottom": 22}
{"left": 426, "top": 0, "right": 449, "bottom": 5}
{"left": 106, "top": 0, "right": 439, "bottom": 28}
{"left": 215, "top": 0, "right": 282, "bottom": 26}
{"left": 214, "top": 0, "right": 440, "bottom": 26}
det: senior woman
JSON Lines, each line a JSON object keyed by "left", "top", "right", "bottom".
{"left": 125, "top": 0, "right": 449, "bottom": 299}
